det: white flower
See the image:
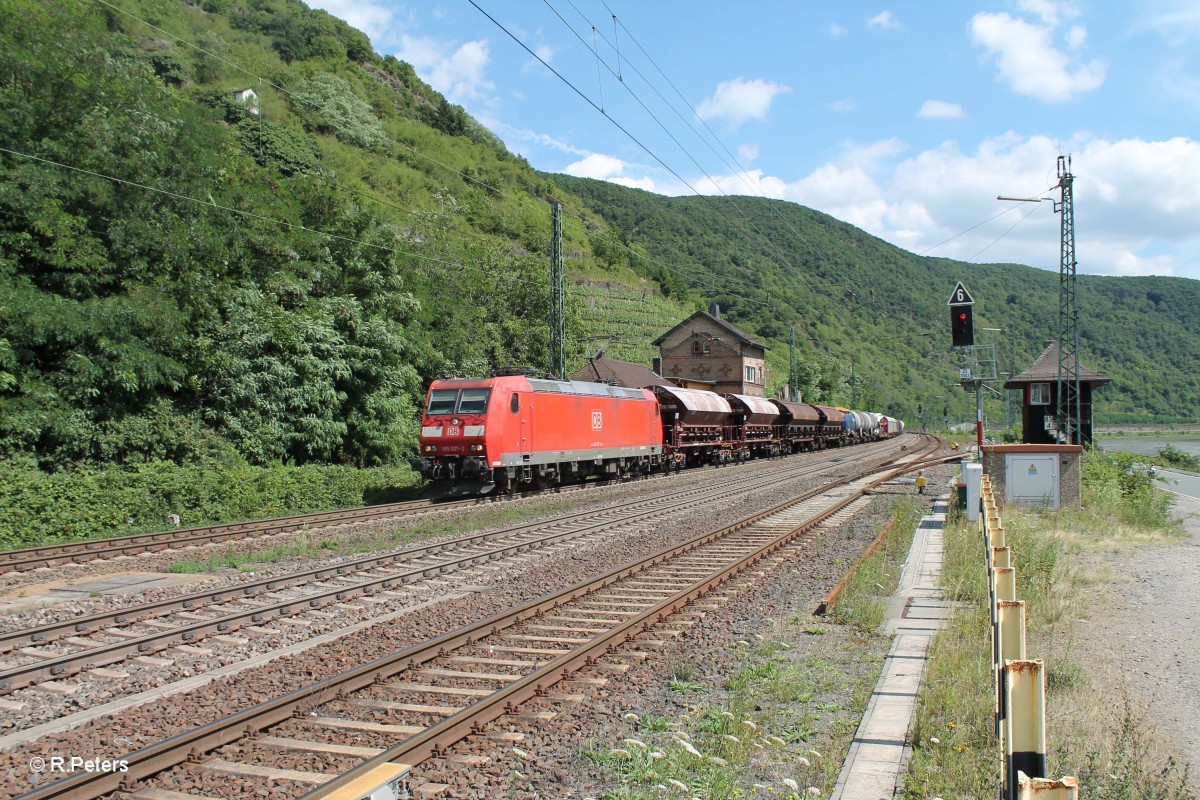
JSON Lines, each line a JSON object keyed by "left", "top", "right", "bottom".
{"left": 766, "top": 735, "right": 787, "bottom": 746}
{"left": 930, "top": 736, "right": 941, "bottom": 745}
{"left": 796, "top": 756, "right": 811, "bottom": 766}
{"left": 708, "top": 755, "right": 728, "bottom": 766}
{"left": 676, "top": 739, "right": 702, "bottom": 757}
{"left": 650, "top": 751, "right": 665, "bottom": 760}
{"left": 667, "top": 778, "right": 689, "bottom": 791}
{"left": 608, "top": 748, "right": 632, "bottom": 758}
{"left": 511, "top": 747, "right": 530, "bottom": 759}
{"left": 742, "top": 719, "right": 758, "bottom": 731}
{"left": 674, "top": 731, "right": 692, "bottom": 741}
{"left": 722, "top": 734, "right": 740, "bottom": 743}
{"left": 807, "top": 788, "right": 821, "bottom": 796}
{"left": 720, "top": 711, "right": 736, "bottom": 719}
{"left": 783, "top": 778, "right": 800, "bottom": 791}
{"left": 623, "top": 738, "right": 648, "bottom": 750}
{"left": 808, "top": 749, "right": 822, "bottom": 758}
{"left": 623, "top": 712, "right": 639, "bottom": 721}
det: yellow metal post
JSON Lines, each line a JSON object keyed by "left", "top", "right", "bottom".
{"left": 995, "top": 600, "right": 1027, "bottom": 739}
{"left": 1005, "top": 660, "right": 1048, "bottom": 800}
{"left": 994, "top": 566, "right": 1017, "bottom": 602}
{"left": 992, "top": 546, "right": 1011, "bottom": 570}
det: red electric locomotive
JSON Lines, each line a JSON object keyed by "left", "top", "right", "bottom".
{"left": 415, "top": 375, "right": 663, "bottom": 494}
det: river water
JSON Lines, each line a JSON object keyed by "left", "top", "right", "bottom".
{"left": 1098, "top": 435, "right": 1200, "bottom": 459}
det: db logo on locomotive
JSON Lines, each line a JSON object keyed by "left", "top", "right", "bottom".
{"left": 591, "top": 410, "right": 603, "bottom": 431}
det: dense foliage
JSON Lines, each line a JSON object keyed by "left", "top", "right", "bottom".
{"left": 0, "top": 0, "right": 560, "bottom": 472}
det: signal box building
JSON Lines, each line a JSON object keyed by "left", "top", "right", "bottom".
{"left": 653, "top": 307, "right": 767, "bottom": 397}
{"left": 1004, "top": 340, "right": 1110, "bottom": 447}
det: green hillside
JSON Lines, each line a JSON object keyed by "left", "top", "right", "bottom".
{"left": 1, "top": 0, "right": 1196, "bottom": 489}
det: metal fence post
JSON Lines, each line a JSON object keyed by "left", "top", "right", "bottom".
{"left": 1005, "top": 660, "right": 1048, "bottom": 800}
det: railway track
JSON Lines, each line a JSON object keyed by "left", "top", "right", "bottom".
{"left": 11, "top": 436, "right": 948, "bottom": 800}
{"left": 0, "top": 440, "right": 918, "bottom": 696}
{"left": 0, "top": 440, "right": 909, "bottom": 577}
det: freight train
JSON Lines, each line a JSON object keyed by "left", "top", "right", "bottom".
{"left": 413, "top": 375, "right": 904, "bottom": 495}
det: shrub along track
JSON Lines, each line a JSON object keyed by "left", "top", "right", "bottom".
{"left": 5, "top": 437, "right": 947, "bottom": 800}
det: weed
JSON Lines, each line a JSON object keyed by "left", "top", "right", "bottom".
{"left": 665, "top": 677, "right": 707, "bottom": 694}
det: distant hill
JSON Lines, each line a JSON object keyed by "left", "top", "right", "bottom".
{"left": 1, "top": 0, "right": 1195, "bottom": 479}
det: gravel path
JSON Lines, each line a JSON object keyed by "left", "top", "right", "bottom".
{"left": 1084, "top": 490, "right": 1200, "bottom": 791}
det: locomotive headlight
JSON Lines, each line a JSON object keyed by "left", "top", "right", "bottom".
{"left": 423, "top": 444, "right": 437, "bottom": 453}
{"left": 470, "top": 444, "right": 484, "bottom": 452}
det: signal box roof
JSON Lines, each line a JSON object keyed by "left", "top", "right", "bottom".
{"left": 1003, "top": 340, "right": 1111, "bottom": 388}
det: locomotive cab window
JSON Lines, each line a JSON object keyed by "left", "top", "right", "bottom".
{"left": 510, "top": 393, "right": 519, "bottom": 413}
{"left": 1030, "top": 383, "right": 1051, "bottom": 405}
{"left": 426, "top": 389, "right": 458, "bottom": 415}
{"left": 457, "top": 388, "right": 490, "bottom": 414}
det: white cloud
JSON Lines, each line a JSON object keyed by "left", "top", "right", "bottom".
{"left": 696, "top": 78, "right": 792, "bottom": 128}
{"left": 1138, "top": 4, "right": 1200, "bottom": 46}
{"left": 738, "top": 144, "right": 760, "bottom": 163}
{"left": 868, "top": 11, "right": 901, "bottom": 30}
{"left": 395, "top": 35, "right": 495, "bottom": 103}
{"left": 563, "top": 153, "right": 627, "bottom": 180}
{"left": 829, "top": 98, "right": 857, "bottom": 112}
{"left": 828, "top": 23, "right": 849, "bottom": 37}
{"left": 308, "top": 0, "right": 395, "bottom": 44}
{"left": 644, "top": 134, "right": 1200, "bottom": 279}
{"left": 970, "top": 11, "right": 1105, "bottom": 101}
{"left": 918, "top": 100, "right": 966, "bottom": 119}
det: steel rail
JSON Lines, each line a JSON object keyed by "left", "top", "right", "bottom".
{"left": 12, "top": 437, "right": 941, "bottom": 800}
{"left": 0, "top": 455, "right": 860, "bottom": 692}
{"left": 0, "top": 438, "right": 900, "bottom": 574}
{"left": 0, "top": 440, "right": 917, "bottom": 661}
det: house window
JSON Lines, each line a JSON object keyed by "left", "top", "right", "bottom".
{"left": 746, "top": 365, "right": 757, "bottom": 383}
{"left": 1030, "top": 383, "right": 1050, "bottom": 405}
{"left": 692, "top": 340, "right": 700, "bottom": 354}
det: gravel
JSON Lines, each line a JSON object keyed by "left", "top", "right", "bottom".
{"left": 1077, "top": 491, "right": 1200, "bottom": 792}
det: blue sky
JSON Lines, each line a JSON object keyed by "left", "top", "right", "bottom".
{"left": 312, "top": 0, "right": 1200, "bottom": 281}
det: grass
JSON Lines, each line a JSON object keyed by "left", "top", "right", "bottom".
{"left": 580, "top": 498, "right": 923, "bottom": 800}
{"left": 902, "top": 473, "right": 1193, "bottom": 800}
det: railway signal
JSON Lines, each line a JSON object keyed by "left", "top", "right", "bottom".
{"left": 948, "top": 281, "right": 975, "bottom": 348}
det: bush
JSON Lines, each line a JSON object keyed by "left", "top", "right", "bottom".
{"left": 0, "top": 457, "right": 420, "bottom": 549}
{"left": 1081, "top": 449, "right": 1173, "bottom": 529}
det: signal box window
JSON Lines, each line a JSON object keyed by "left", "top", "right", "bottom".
{"left": 746, "top": 365, "right": 757, "bottom": 383}
{"left": 426, "top": 389, "right": 458, "bottom": 415}
{"left": 1030, "top": 383, "right": 1051, "bottom": 405}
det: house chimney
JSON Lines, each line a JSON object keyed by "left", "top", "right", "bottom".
{"left": 710, "top": 304, "right": 720, "bottom": 320}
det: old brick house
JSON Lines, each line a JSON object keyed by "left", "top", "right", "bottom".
{"left": 652, "top": 307, "right": 767, "bottom": 397}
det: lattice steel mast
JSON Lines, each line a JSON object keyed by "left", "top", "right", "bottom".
{"left": 549, "top": 201, "right": 566, "bottom": 379}
{"left": 1055, "top": 156, "right": 1081, "bottom": 445}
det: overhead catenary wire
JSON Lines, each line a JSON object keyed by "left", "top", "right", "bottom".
{"left": 583, "top": 0, "right": 861, "bottom": 294}
{"left": 541, "top": 0, "right": 836, "bottom": 301}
